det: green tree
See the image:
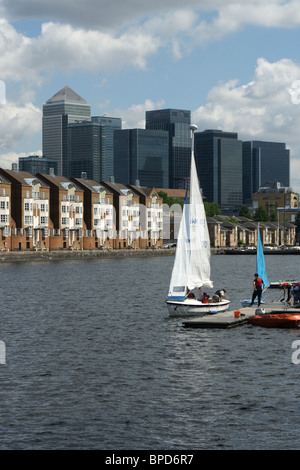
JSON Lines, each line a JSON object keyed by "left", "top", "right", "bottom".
{"left": 204, "top": 202, "right": 221, "bottom": 217}
{"left": 253, "top": 205, "right": 268, "bottom": 222}
{"left": 239, "top": 205, "right": 252, "bottom": 218}
{"left": 269, "top": 210, "right": 278, "bottom": 222}
{"left": 158, "top": 191, "right": 184, "bottom": 209}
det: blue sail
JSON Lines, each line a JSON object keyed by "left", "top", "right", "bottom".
{"left": 257, "top": 229, "right": 269, "bottom": 289}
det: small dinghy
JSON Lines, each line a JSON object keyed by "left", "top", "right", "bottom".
{"left": 248, "top": 312, "right": 300, "bottom": 328}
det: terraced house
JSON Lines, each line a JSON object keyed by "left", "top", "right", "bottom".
{"left": 71, "top": 177, "right": 115, "bottom": 249}
{"left": 37, "top": 173, "right": 84, "bottom": 250}
{"left": 0, "top": 169, "right": 50, "bottom": 250}
{"left": 0, "top": 175, "right": 11, "bottom": 250}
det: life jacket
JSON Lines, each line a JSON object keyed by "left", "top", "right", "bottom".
{"left": 202, "top": 295, "right": 209, "bottom": 303}
{"left": 255, "top": 277, "right": 263, "bottom": 287}
{"left": 187, "top": 292, "right": 195, "bottom": 299}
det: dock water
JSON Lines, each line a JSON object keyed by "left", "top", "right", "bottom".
{"left": 182, "top": 304, "right": 299, "bottom": 328}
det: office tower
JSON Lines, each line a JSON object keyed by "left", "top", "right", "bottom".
{"left": 242, "top": 140, "right": 290, "bottom": 205}
{"left": 194, "top": 129, "right": 243, "bottom": 213}
{"left": 42, "top": 86, "right": 91, "bottom": 176}
{"left": 18, "top": 155, "right": 58, "bottom": 175}
{"left": 114, "top": 128, "right": 169, "bottom": 188}
{"left": 91, "top": 116, "right": 122, "bottom": 181}
{"left": 146, "top": 109, "right": 191, "bottom": 189}
{"left": 68, "top": 121, "right": 104, "bottom": 181}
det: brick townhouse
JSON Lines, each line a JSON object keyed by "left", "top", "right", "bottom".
{"left": 0, "top": 175, "right": 11, "bottom": 250}
{"left": 70, "top": 177, "right": 115, "bottom": 250}
{"left": 0, "top": 169, "right": 50, "bottom": 250}
{"left": 100, "top": 181, "right": 141, "bottom": 249}
{"left": 127, "top": 184, "right": 163, "bottom": 248}
{"left": 37, "top": 173, "right": 84, "bottom": 250}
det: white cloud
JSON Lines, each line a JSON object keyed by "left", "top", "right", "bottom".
{"left": 1, "top": 1, "right": 300, "bottom": 83}
{"left": 0, "top": 149, "right": 42, "bottom": 170}
{"left": 0, "top": 19, "right": 161, "bottom": 82}
{"left": 193, "top": 57, "right": 300, "bottom": 193}
{"left": 114, "top": 99, "right": 166, "bottom": 129}
{"left": 0, "top": 100, "right": 41, "bottom": 151}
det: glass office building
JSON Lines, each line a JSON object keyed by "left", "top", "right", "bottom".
{"left": 194, "top": 130, "right": 243, "bottom": 213}
{"left": 91, "top": 116, "right": 122, "bottom": 181}
{"left": 145, "top": 109, "right": 191, "bottom": 189}
{"left": 43, "top": 86, "right": 91, "bottom": 176}
{"left": 68, "top": 122, "right": 105, "bottom": 182}
{"left": 18, "top": 155, "right": 58, "bottom": 175}
{"left": 242, "top": 140, "right": 290, "bottom": 205}
{"left": 114, "top": 129, "right": 169, "bottom": 188}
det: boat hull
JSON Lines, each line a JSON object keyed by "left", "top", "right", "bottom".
{"left": 166, "top": 299, "right": 230, "bottom": 317}
{"left": 248, "top": 313, "right": 300, "bottom": 328}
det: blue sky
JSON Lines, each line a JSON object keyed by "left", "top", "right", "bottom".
{"left": 1, "top": 0, "right": 300, "bottom": 193}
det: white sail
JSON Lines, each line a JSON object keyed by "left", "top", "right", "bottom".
{"left": 167, "top": 192, "right": 190, "bottom": 300}
{"left": 186, "top": 150, "right": 213, "bottom": 290}
{"left": 167, "top": 132, "right": 213, "bottom": 300}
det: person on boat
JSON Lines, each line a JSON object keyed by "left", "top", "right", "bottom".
{"left": 186, "top": 289, "right": 196, "bottom": 299}
{"left": 201, "top": 292, "right": 209, "bottom": 303}
{"left": 250, "top": 273, "right": 265, "bottom": 307}
{"left": 280, "top": 282, "right": 292, "bottom": 304}
{"left": 214, "top": 288, "right": 230, "bottom": 301}
{"left": 292, "top": 283, "right": 300, "bottom": 305}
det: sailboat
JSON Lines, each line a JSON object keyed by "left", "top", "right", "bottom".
{"left": 240, "top": 225, "right": 269, "bottom": 307}
{"left": 166, "top": 125, "right": 231, "bottom": 317}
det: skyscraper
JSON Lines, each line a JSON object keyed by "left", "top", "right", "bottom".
{"left": 114, "top": 128, "right": 169, "bottom": 188}
{"left": 42, "top": 86, "right": 91, "bottom": 176}
{"left": 194, "top": 129, "right": 243, "bottom": 213}
{"left": 18, "top": 155, "right": 58, "bottom": 175}
{"left": 91, "top": 116, "right": 122, "bottom": 181}
{"left": 242, "top": 140, "right": 290, "bottom": 205}
{"left": 67, "top": 121, "right": 104, "bottom": 181}
{"left": 146, "top": 109, "right": 191, "bottom": 189}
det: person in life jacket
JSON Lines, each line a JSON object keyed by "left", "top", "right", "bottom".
{"left": 292, "top": 282, "right": 300, "bottom": 305}
{"left": 250, "top": 273, "right": 265, "bottom": 307}
{"left": 280, "top": 282, "right": 292, "bottom": 304}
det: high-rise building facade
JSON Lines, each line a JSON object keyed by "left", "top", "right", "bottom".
{"left": 145, "top": 109, "right": 191, "bottom": 189}
{"left": 91, "top": 116, "right": 122, "bottom": 181}
{"left": 242, "top": 140, "right": 290, "bottom": 205}
{"left": 67, "top": 121, "right": 104, "bottom": 182}
{"left": 194, "top": 129, "right": 243, "bottom": 213}
{"left": 18, "top": 155, "right": 58, "bottom": 175}
{"left": 114, "top": 128, "right": 169, "bottom": 188}
{"left": 42, "top": 86, "right": 91, "bottom": 176}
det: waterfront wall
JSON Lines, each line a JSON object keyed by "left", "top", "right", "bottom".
{"left": 0, "top": 248, "right": 177, "bottom": 263}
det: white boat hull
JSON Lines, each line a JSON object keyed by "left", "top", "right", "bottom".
{"left": 166, "top": 299, "right": 230, "bottom": 317}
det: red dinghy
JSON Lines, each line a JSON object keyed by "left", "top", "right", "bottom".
{"left": 248, "top": 313, "right": 300, "bottom": 328}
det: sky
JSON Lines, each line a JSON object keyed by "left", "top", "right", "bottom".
{"left": 1, "top": 0, "right": 300, "bottom": 193}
